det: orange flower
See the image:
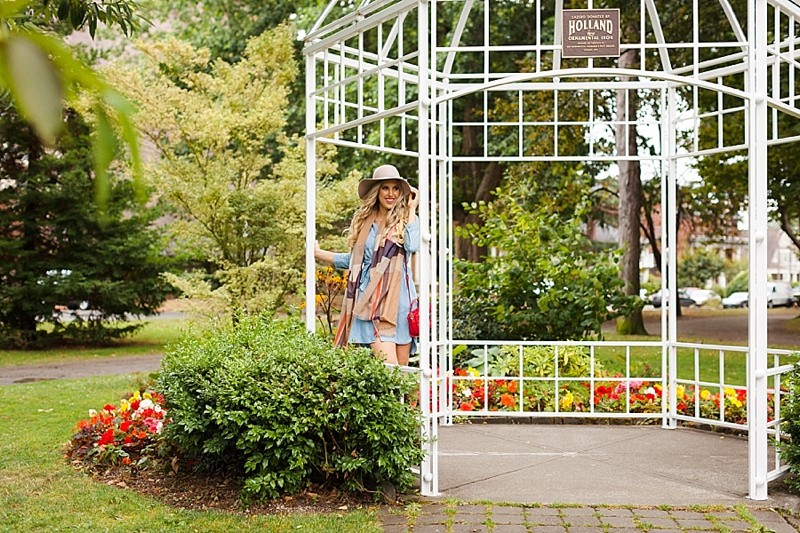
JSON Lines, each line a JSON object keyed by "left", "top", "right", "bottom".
{"left": 507, "top": 380, "right": 518, "bottom": 393}
{"left": 500, "top": 393, "right": 515, "bottom": 407}
{"left": 459, "top": 402, "right": 474, "bottom": 411}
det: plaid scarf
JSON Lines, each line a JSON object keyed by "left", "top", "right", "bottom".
{"left": 334, "top": 215, "right": 406, "bottom": 348}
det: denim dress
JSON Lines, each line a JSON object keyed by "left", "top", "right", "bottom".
{"left": 333, "top": 220, "right": 420, "bottom": 346}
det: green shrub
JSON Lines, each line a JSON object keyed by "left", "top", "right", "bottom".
{"left": 455, "top": 344, "right": 598, "bottom": 378}
{"left": 157, "top": 316, "right": 424, "bottom": 501}
{"left": 780, "top": 365, "right": 800, "bottom": 491}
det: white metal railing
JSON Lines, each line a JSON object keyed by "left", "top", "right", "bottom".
{"left": 443, "top": 340, "right": 666, "bottom": 421}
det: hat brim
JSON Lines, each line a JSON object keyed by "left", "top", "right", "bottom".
{"left": 358, "top": 176, "right": 412, "bottom": 199}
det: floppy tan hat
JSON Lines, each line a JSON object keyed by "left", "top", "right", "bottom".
{"left": 358, "top": 164, "right": 412, "bottom": 199}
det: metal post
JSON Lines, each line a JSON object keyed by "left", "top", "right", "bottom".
{"left": 666, "top": 87, "right": 679, "bottom": 431}
{"left": 747, "top": 0, "right": 769, "bottom": 501}
{"left": 417, "top": 0, "right": 439, "bottom": 497}
{"left": 305, "top": 48, "right": 318, "bottom": 333}
{"left": 664, "top": 86, "right": 677, "bottom": 430}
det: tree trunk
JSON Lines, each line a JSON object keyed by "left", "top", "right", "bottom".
{"left": 615, "top": 48, "right": 648, "bottom": 335}
{"left": 452, "top": 101, "right": 505, "bottom": 261}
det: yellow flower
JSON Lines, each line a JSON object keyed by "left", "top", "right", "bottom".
{"left": 130, "top": 390, "right": 141, "bottom": 402}
{"left": 676, "top": 385, "right": 685, "bottom": 400}
{"left": 467, "top": 368, "right": 480, "bottom": 377}
{"left": 724, "top": 387, "right": 736, "bottom": 398}
{"left": 560, "top": 391, "right": 574, "bottom": 411}
{"left": 119, "top": 399, "right": 130, "bottom": 412}
{"left": 143, "top": 392, "right": 153, "bottom": 400}
{"left": 700, "top": 389, "right": 711, "bottom": 400}
{"left": 729, "top": 398, "right": 743, "bottom": 408}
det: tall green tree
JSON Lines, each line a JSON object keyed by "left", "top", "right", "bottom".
{"left": 0, "top": 107, "right": 171, "bottom": 347}
{"left": 105, "top": 27, "right": 354, "bottom": 317}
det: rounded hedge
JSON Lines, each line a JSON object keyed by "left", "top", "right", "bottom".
{"left": 157, "top": 316, "right": 424, "bottom": 501}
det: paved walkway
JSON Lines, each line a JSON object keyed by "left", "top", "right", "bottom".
{"left": 378, "top": 503, "right": 800, "bottom": 532}
{"left": 378, "top": 423, "right": 800, "bottom": 531}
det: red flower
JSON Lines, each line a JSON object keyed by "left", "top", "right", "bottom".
{"left": 98, "top": 428, "right": 115, "bottom": 446}
{"left": 103, "top": 404, "right": 116, "bottom": 412}
{"left": 459, "top": 402, "right": 474, "bottom": 411}
{"left": 120, "top": 420, "right": 132, "bottom": 433}
{"left": 121, "top": 457, "right": 132, "bottom": 465}
{"left": 130, "top": 400, "right": 141, "bottom": 411}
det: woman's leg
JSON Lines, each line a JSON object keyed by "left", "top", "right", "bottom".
{"left": 371, "top": 339, "right": 399, "bottom": 364}
{"left": 395, "top": 343, "right": 411, "bottom": 366}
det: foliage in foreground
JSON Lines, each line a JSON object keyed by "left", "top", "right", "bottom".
{"left": 780, "top": 366, "right": 800, "bottom": 491}
{"left": 158, "top": 317, "right": 425, "bottom": 501}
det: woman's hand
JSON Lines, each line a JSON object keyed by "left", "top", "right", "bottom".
{"left": 408, "top": 186, "right": 419, "bottom": 212}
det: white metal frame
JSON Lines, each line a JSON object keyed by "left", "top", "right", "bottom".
{"left": 304, "top": 0, "right": 800, "bottom": 500}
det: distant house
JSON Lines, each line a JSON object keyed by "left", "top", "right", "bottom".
{"left": 589, "top": 215, "right": 800, "bottom": 287}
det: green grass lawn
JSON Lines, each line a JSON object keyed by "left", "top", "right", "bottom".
{"left": 0, "top": 319, "right": 196, "bottom": 367}
{"left": 0, "top": 375, "right": 382, "bottom": 532}
{"left": 592, "top": 340, "right": 797, "bottom": 387}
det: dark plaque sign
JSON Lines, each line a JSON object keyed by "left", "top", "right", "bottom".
{"left": 561, "top": 9, "right": 620, "bottom": 58}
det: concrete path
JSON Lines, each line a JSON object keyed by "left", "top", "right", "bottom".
{"left": 377, "top": 423, "right": 800, "bottom": 531}
{"left": 0, "top": 354, "right": 162, "bottom": 385}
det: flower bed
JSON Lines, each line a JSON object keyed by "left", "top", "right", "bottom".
{"left": 451, "top": 366, "right": 779, "bottom": 424}
{"left": 66, "top": 389, "right": 169, "bottom": 469}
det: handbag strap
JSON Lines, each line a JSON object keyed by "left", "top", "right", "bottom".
{"left": 405, "top": 255, "right": 416, "bottom": 307}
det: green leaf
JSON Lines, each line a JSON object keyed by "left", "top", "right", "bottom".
{"left": 93, "top": 108, "right": 117, "bottom": 215}
{"left": 0, "top": 0, "right": 28, "bottom": 18}
{"left": 4, "top": 35, "right": 63, "bottom": 146}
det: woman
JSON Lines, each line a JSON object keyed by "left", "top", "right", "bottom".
{"left": 315, "top": 164, "right": 419, "bottom": 365}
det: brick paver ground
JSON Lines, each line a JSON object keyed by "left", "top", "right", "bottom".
{"left": 378, "top": 503, "right": 800, "bottom": 533}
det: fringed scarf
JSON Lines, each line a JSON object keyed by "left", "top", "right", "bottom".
{"left": 334, "top": 215, "right": 406, "bottom": 347}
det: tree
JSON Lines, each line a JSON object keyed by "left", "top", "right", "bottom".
{"left": 0, "top": 107, "right": 172, "bottom": 347}
{"left": 678, "top": 248, "right": 726, "bottom": 289}
{"left": 614, "top": 42, "right": 646, "bottom": 335}
{"left": 453, "top": 185, "right": 638, "bottom": 341}
{"left": 105, "top": 27, "right": 354, "bottom": 317}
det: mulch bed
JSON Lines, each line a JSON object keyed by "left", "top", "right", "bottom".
{"left": 84, "top": 464, "right": 382, "bottom": 515}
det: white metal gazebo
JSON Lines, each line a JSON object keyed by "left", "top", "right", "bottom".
{"left": 304, "top": 0, "right": 800, "bottom": 500}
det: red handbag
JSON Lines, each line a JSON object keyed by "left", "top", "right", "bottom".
{"left": 407, "top": 298, "right": 420, "bottom": 337}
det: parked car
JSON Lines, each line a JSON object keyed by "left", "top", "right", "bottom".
{"left": 649, "top": 289, "right": 697, "bottom": 308}
{"left": 794, "top": 286, "right": 800, "bottom": 306}
{"left": 722, "top": 291, "right": 748, "bottom": 308}
{"left": 767, "top": 281, "right": 794, "bottom": 308}
{"left": 684, "top": 288, "right": 722, "bottom": 307}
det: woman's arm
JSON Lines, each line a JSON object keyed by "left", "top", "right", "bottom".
{"left": 405, "top": 186, "right": 420, "bottom": 253}
{"left": 316, "top": 241, "right": 351, "bottom": 269}
{"left": 314, "top": 241, "right": 336, "bottom": 264}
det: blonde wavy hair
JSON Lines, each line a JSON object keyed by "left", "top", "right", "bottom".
{"left": 346, "top": 180, "right": 412, "bottom": 248}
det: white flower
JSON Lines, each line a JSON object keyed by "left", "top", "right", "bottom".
{"left": 138, "top": 399, "right": 154, "bottom": 410}
{"left": 88, "top": 409, "right": 97, "bottom": 417}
